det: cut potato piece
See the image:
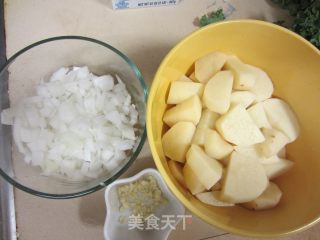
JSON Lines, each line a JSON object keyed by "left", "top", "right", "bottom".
{"left": 162, "top": 122, "right": 196, "bottom": 162}
{"left": 203, "top": 71, "right": 233, "bottom": 114}
{"left": 231, "top": 91, "right": 256, "bottom": 108}
{"left": 191, "top": 127, "right": 207, "bottom": 146}
{"left": 177, "top": 75, "right": 192, "bottom": 82}
{"left": 234, "top": 145, "right": 263, "bottom": 159}
{"left": 163, "top": 95, "right": 202, "bottom": 127}
{"left": 259, "top": 155, "right": 282, "bottom": 165}
{"left": 221, "top": 151, "right": 268, "bottom": 203}
{"left": 242, "top": 182, "right": 282, "bottom": 210}
{"left": 246, "top": 64, "right": 274, "bottom": 102}
{"left": 224, "top": 57, "right": 256, "bottom": 90}
{"left": 247, "top": 103, "right": 271, "bottom": 129}
{"left": 195, "top": 52, "right": 228, "bottom": 83}
{"left": 263, "top": 158, "right": 294, "bottom": 179}
{"left": 278, "top": 147, "right": 286, "bottom": 158}
{"left": 216, "top": 104, "right": 265, "bottom": 146}
{"left": 235, "top": 146, "right": 280, "bottom": 164}
{"left": 183, "top": 163, "right": 206, "bottom": 195}
{"left": 263, "top": 98, "right": 300, "bottom": 142}
{"left": 198, "top": 109, "right": 220, "bottom": 128}
{"left": 186, "top": 145, "right": 223, "bottom": 190}
{"left": 167, "top": 81, "right": 204, "bottom": 104}
{"left": 168, "top": 160, "right": 186, "bottom": 188}
{"left": 192, "top": 109, "right": 220, "bottom": 145}
{"left": 189, "top": 72, "right": 198, "bottom": 82}
{"left": 259, "top": 128, "right": 290, "bottom": 158}
{"left": 196, "top": 191, "right": 235, "bottom": 207}
{"left": 204, "top": 129, "right": 233, "bottom": 160}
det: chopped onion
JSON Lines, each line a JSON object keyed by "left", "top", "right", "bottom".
{"left": 2, "top": 67, "right": 139, "bottom": 180}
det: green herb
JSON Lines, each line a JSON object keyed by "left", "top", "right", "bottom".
{"left": 273, "top": 20, "right": 286, "bottom": 26}
{"left": 200, "top": 9, "right": 225, "bottom": 27}
{"left": 272, "top": 0, "right": 320, "bottom": 48}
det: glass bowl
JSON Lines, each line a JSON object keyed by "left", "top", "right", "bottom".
{"left": 0, "top": 36, "right": 147, "bottom": 199}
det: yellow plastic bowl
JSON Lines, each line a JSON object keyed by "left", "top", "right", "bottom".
{"left": 147, "top": 20, "right": 320, "bottom": 237}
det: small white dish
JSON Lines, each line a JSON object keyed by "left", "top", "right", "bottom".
{"left": 104, "top": 168, "right": 185, "bottom": 240}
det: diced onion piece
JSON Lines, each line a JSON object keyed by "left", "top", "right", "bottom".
{"left": 93, "top": 75, "right": 114, "bottom": 91}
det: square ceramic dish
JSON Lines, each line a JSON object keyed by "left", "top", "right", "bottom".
{"left": 104, "top": 168, "right": 184, "bottom": 240}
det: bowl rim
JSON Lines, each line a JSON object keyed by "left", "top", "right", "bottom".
{"left": 147, "top": 19, "right": 320, "bottom": 237}
{"left": 0, "top": 35, "right": 148, "bottom": 199}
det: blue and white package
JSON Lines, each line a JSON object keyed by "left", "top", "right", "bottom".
{"left": 112, "top": 0, "right": 180, "bottom": 10}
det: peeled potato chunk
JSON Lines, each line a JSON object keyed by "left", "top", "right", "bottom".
{"left": 235, "top": 146, "right": 280, "bottom": 165}
{"left": 183, "top": 163, "right": 206, "bottom": 195}
{"left": 195, "top": 51, "right": 228, "bottom": 83}
{"left": 224, "top": 57, "right": 256, "bottom": 90}
{"left": 177, "top": 75, "right": 193, "bottom": 82}
{"left": 162, "top": 122, "right": 196, "bottom": 163}
{"left": 196, "top": 191, "right": 235, "bottom": 207}
{"left": 203, "top": 70, "right": 233, "bottom": 114}
{"left": 189, "top": 72, "right": 198, "bottom": 82}
{"left": 234, "top": 145, "right": 262, "bottom": 159}
{"left": 259, "top": 155, "right": 283, "bottom": 165}
{"left": 204, "top": 129, "right": 233, "bottom": 160}
{"left": 192, "top": 109, "right": 220, "bottom": 145}
{"left": 231, "top": 91, "right": 256, "bottom": 108}
{"left": 259, "top": 128, "right": 290, "bottom": 158}
{"left": 247, "top": 102, "right": 271, "bottom": 129}
{"left": 246, "top": 64, "right": 274, "bottom": 102}
{"left": 163, "top": 95, "right": 202, "bottom": 127}
{"left": 198, "top": 109, "right": 220, "bottom": 128}
{"left": 263, "top": 158, "right": 294, "bottom": 179}
{"left": 242, "top": 182, "right": 282, "bottom": 210}
{"left": 167, "top": 81, "right": 204, "bottom": 104}
{"left": 263, "top": 98, "right": 300, "bottom": 142}
{"left": 186, "top": 145, "right": 223, "bottom": 190}
{"left": 216, "top": 104, "right": 265, "bottom": 146}
{"left": 192, "top": 127, "right": 209, "bottom": 146}
{"left": 168, "top": 160, "right": 186, "bottom": 188}
{"left": 221, "top": 151, "right": 268, "bottom": 203}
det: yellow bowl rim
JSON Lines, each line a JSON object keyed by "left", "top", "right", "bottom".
{"left": 147, "top": 19, "right": 320, "bottom": 238}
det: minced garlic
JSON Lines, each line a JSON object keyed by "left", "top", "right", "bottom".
{"left": 117, "top": 175, "right": 167, "bottom": 220}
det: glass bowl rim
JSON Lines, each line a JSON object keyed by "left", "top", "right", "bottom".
{"left": 0, "top": 35, "right": 148, "bottom": 199}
